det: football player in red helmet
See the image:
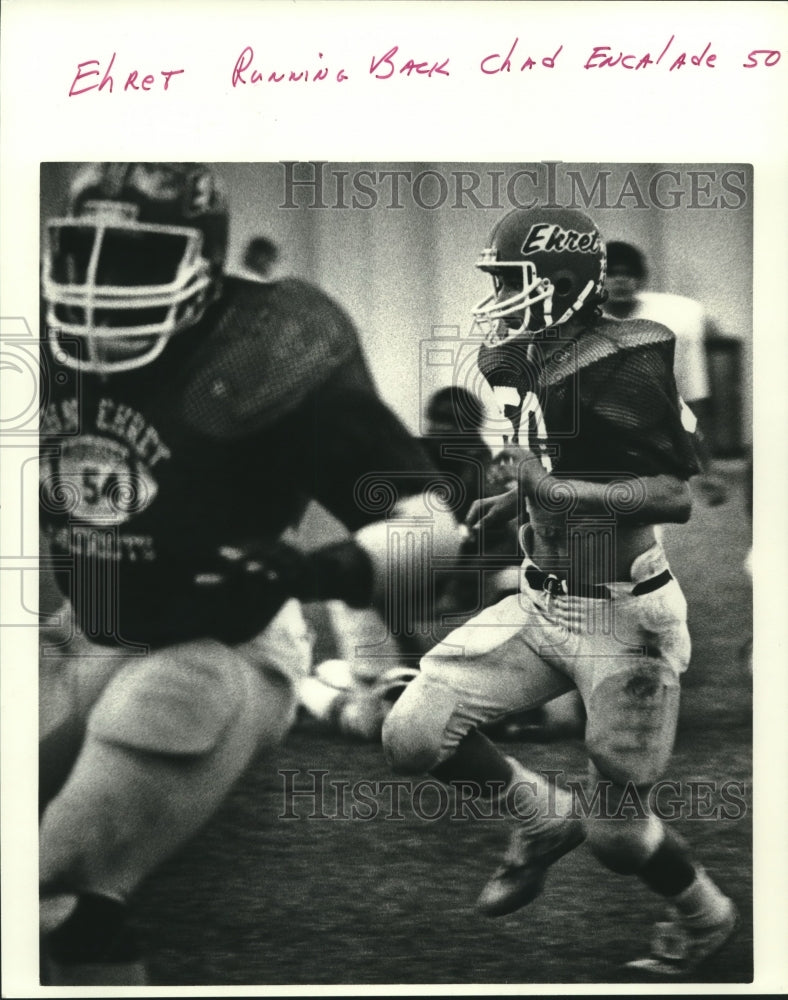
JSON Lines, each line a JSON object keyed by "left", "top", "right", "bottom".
{"left": 38, "top": 163, "right": 462, "bottom": 984}
{"left": 383, "top": 206, "right": 738, "bottom": 977}
{"left": 471, "top": 206, "right": 607, "bottom": 342}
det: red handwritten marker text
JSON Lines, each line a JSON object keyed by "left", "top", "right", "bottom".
{"left": 481, "top": 38, "right": 563, "bottom": 73}
{"left": 743, "top": 49, "right": 781, "bottom": 67}
{"left": 232, "top": 46, "right": 348, "bottom": 85}
{"left": 584, "top": 37, "right": 717, "bottom": 70}
{"left": 369, "top": 46, "right": 450, "bottom": 79}
{"left": 69, "top": 53, "right": 184, "bottom": 95}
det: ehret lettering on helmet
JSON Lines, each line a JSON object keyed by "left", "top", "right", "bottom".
{"left": 520, "top": 224, "right": 602, "bottom": 255}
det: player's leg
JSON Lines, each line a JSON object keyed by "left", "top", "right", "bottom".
{"left": 574, "top": 568, "right": 737, "bottom": 975}
{"left": 39, "top": 615, "right": 131, "bottom": 810}
{"left": 582, "top": 770, "right": 737, "bottom": 977}
{"left": 299, "top": 600, "right": 420, "bottom": 741}
{"left": 40, "top": 600, "right": 309, "bottom": 985}
{"left": 382, "top": 593, "right": 584, "bottom": 912}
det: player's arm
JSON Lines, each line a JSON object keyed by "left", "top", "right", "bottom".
{"left": 259, "top": 355, "right": 461, "bottom": 613}
{"left": 515, "top": 452, "right": 692, "bottom": 525}
{"left": 678, "top": 316, "right": 728, "bottom": 505}
{"left": 465, "top": 339, "right": 540, "bottom": 534}
{"left": 463, "top": 465, "right": 690, "bottom": 541}
{"left": 529, "top": 335, "right": 699, "bottom": 526}
{"left": 464, "top": 487, "right": 519, "bottom": 533}
{"left": 190, "top": 410, "right": 459, "bottom": 641}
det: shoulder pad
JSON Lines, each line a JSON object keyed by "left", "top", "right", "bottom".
{"left": 181, "top": 276, "right": 362, "bottom": 438}
{"left": 586, "top": 316, "right": 675, "bottom": 351}
{"left": 541, "top": 317, "right": 675, "bottom": 386}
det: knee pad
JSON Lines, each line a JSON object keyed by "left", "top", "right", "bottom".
{"left": 585, "top": 660, "right": 680, "bottom": 786}
{"left": 88, "top": 641, "right": 245, "bottom": 756}
{"left": 382, "top": 674, "right": 464, "bottom": 775}
{"left": 585, "top": 812, "right": 663, "bottom": 874}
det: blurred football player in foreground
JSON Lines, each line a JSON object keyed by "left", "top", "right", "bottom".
{"left": 383, "top": 206, "right": 738, "bottom": 977}
{"left": 38, "top": 163, "right": 460, "bottom": 984}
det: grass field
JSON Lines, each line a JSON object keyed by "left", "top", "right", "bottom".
{"left": 127, "top": 460, "right": 754, "bottom": 988}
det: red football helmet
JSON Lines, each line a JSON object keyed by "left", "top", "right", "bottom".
{"left": 42, "top": 163, "right": 228, "bottom": 373}
{"left": 473, "top": 207, "right": 606, "bottom": 342}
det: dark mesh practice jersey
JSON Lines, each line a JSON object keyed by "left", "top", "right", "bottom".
{"left": 476, "top": 317, "right": 701, "bottom": 482}
{"left": 40, "top": 276, "right": 437, "bottom": 644}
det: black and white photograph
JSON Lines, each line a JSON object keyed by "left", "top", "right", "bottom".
{"left": 35, "top": 159, "right": 753, "bottom": 986}
{"left": 1, "top": 2, "right": 787, "bottom": 996}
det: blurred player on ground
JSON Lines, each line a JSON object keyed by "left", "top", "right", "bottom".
{"left": 38, "top": 163, "right": 460, "bottom": 985}
{"left": 383, "top": 206, "right": 738, "bottom": 978}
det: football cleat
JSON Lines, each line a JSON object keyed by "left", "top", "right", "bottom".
{"left": 625, "top": 898, "right": 739, "bottom": 976}
{"left": 477, "top": 817, "right": 586, "bottom": 917}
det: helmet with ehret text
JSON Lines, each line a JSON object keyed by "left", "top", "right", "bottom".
{"left": 473, "top": 206, "right": 606, "bottom": 342}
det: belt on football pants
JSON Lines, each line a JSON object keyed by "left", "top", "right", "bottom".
{"left": 524, "top": 566, "right": 673, "bottom": 600}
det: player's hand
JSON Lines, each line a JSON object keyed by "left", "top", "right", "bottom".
{"left": 464, "top": 487, "right": 519, "bottom": 533}
{"left": 196, "top": 538, "right": 376, "bottom": 610}
{"left": 186, "top": 541, "right": 309, "bottom": 644}
{"left": 194, "top": 541, "right": 308, "bottom": 596}
{"left": 547, "top": 594, "right": 585, "bottom": 634}
{"left": 517, "top": 451, "right": 551, "bottom": 495}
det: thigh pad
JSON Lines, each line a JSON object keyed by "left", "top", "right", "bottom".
{"left": 585, "top": 659, "right": 680, "bottom": 787}
{"left": 88, "top": 641, "right": 244, "bottom": 755}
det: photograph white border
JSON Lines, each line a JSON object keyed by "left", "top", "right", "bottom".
{"left": 2, "top": 2, "right": 786, "bottom": 995}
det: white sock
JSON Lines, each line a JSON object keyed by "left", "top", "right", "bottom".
{"left": 672, "top": 867, "right": 732, "bottom": 927}
{"left": 503, "top": 756, "right": 576, "bottom": 835}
